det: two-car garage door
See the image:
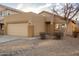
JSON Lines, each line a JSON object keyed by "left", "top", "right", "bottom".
{"left": 7, "top": 23, "right": 28, "bottom": 36}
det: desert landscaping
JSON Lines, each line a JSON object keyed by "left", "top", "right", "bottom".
{"left": 0, "top": 35, "right": 78, "bottom": 56}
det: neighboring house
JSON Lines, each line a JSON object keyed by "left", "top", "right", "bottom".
{"left": 4, "top": 12, "right": 45, "bottom": 37}
{"left": 0, "top": 4, "right": 24, "bottom": 34}
{"left": 65, "top": 20, "right": 79, "bottom": 36}
{"left": 65, "top": 20, "right": 76, "bottom": 35}
{"left": 39, "top": 11, "right": 66, "bottom": 33}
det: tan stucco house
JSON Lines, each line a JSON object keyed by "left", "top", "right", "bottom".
{"left": 4, "top": 11, "right": 67, "bottom": 37}
{"left": 4, "top": 12, "right": 45, "bottom": 37}
{"left": 4, "top": 11, "right": 77, "bottom": 37}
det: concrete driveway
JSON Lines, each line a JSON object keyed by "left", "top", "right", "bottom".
{"left": 0, "top": 35, "right": 29, "bottom": 43}
{"left": 0, "top": 35, "right": 25, "bottom": 43}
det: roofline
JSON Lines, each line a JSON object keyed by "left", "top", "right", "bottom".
{"left": 39, "top": 11, "right": 53, "bottom": 15}
{"left": 71, "top": 20, "right": 76, "bottom": 24}
{"left": 39, "top": 11, "right": 65, "bottom": 20}
{"left": 0, "top": 4, "right": 25, "bottom": 13}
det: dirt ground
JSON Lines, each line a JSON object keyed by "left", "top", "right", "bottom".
{"left": 0, "top": 35, "right": 79, "bottom": 56}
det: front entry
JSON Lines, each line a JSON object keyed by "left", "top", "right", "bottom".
{"left": 45, "top": 22, "right": 51, "bottom": 33}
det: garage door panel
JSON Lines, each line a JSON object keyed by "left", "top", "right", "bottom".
{"left": 7, "top": 23, "right": 28, "bottom": 36}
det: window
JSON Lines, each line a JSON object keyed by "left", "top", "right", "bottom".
{"left": 55, "top": 24, "right": 59, "bottom": 30}
{"left": 0, "top": 11, "right": 6, "bottom": 16}
{"left": 55, "top": 23, "right": 66, "bottom": 30}
{"left": 0, "top": 12, "right": 2, "bottom": 16}
{"left": 61, "top": 24, "right": 66, "bottom": 28}
{"left": 0, "top": 10, "right": 12, "bottom": 16}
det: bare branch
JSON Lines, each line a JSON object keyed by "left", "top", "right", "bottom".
{"left": 51, "top": 3, "right": 79, "bottom": 23}
{"left": 69, "top": 9, "right": 79, "bottom": 20}
{"left": 53, "top": 8, "right": 59, "bottom": 15}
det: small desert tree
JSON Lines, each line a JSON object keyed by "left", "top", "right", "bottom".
{"left": 51, "top": 3, "right": 79, "bottom": 22}
{"left": 51, "top": 3, "right": 79, "bottom": 31}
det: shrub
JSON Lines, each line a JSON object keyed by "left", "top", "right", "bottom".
{"left": 53, "top": 31, "right": 63, "bottom": 39}
{"left": 73, "top": 31, "right": 78, "bottom": 38}
{"left": 40, "top": 32, "right": 48, "bottom": 39}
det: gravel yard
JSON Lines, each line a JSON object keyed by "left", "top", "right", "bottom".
{"left": 0, "top": 35, "right": 79, "bottom": 56}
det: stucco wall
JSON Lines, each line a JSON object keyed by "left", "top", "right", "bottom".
{"left": 39, "top": 12, "right": 54, "bottom": 22}
{"left": 4, "top": 12, "right": 45, "bottom": 36}
{"left": 65, "top": 22, "right": 76, "bottom": 35}
{"left": 39, "top": 12, "right": 65, "bottom": 23}
{"left": 39, "top": 12, "right": 66, "bottom": 32}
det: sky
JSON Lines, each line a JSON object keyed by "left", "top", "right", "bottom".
{"left": 1, "top": 3, "right": 54, "bottom": 13}
{"left": 0, "top": 0, "right": 79, "bottom": 3}
{"left": 0, "top": 0, "right": 79, "bottom": 13}
{"left": 1, "top": 3, "right": 79, "bottom": 20}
